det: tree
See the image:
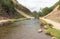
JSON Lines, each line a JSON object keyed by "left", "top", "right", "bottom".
{"left": 32, "top": 11, "right": 39, "bottom": 18}
{"left": 38, "top": 7, "right": 53, "bottom": 17}
{"left": 42, "top": 7, "right": 52, "bottom": 15}
{"left": 38, "top": 11, "right": 43, "bottom": 17}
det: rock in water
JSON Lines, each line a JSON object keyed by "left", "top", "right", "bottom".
{"left": 52, "top": 37, "right": 56, "bottom": 39}
{"left": 37, "top": 29, "right": 42, "bottom": 33}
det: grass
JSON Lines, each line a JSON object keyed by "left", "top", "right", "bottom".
{"left": 10, "top": 18, "right": 29, "bottom": 23}
{"left": 40, "top": 19, "right": 53, "bottom": 28}
{"left": 40, "top": 18, "right": 60, "bottom": 39}
{"left": 45, "top": 28, "right": 60, "bottom": 39}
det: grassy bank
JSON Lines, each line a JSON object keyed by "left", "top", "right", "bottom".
{"left": 10, "top": 18, "right": 29, "bottom": 23}
{"left": 46, "top": 28, "right": 60, "bottom": 39}
{"left": 40, "top": 18, "right": 60, "bottom": 39}
{"left": 40, "top": 19, "right": 53, "bottom": 28}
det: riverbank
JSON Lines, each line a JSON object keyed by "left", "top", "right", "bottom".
{"left": 0, "top": 18, "right": 51, "bottom": 39}
{"left": 41, "top": 18, "right": 60, "bottom": 30}
{"left": 10, "top": 18, "right": 28, "bottom": 22}
{"left": 39, "top": 17, "right": 60, "bottom": 39}
{"left": 0, "top": 18, "right": 28, "bottom": 27}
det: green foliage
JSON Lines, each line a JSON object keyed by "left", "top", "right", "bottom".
{"left": 38, "top": 7, "right": 53, "bottom": 17}
{"left": 32, "top": 11, "right": 39, "bottom": 18}
{"left": 46, "top": 28, "right": 60, "bottom": 39}
{"left": 51, "top": 0, "right": 60, "bottom": 9}
{"left": 38, "top": 0, "right": 60, "bottom": 17}
{"left": 0, "top": 0, "right": 14, "bottom": 11}
{"left": 4, "top": 1, "right": 13, "bottom": 10}
{"left": 47, "top": 23, "right": 53, "bottom": 28}
{"left": 40, "top": 19, "right": 59, "bottom": 39}
{"left": 38, "top": 11, "right": 43, "bottom": 17}
{"left": 10, "top": 18, "right": 28, "bottom": 22}
{"left": 42, "top": 7, "right": 52, "bottom": 16}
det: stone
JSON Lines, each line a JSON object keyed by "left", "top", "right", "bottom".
{"left": 52, "top": 37, "right": 56, "bottom": 39}
{"left": 44, "top": 26, "right": 48, "bottom": 29}
{"left": 37, "top": 29, "right": 42, "bottom": 33}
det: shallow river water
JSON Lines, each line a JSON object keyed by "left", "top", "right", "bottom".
{"left": 0, "top": 19, "right": 51, "bottom": 39}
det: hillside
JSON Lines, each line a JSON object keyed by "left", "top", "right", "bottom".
{"left": 0, "top": 0, "right": 31, "bottom": 20}
{"left": 44, "top": 0, "right": 60, "bottom": 22}
{"left": 50, "top": 0, "right": 60, "bottom": 10}
{"left": 45, "top": 5, "right": 60, "bottom": 23}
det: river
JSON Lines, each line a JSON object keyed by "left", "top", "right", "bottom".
{"left": 0, "top": 18, "right": 51, "bottom": 39}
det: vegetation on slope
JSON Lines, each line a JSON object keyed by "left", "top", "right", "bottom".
{"left": 32, "top": 11, "right": 39, "bottom": 18}
{"left": 38, "top": 7, "right": 53, "bottom": 17}
{"left": 0, "top": 0, "right": 32, "bottom": 19}
{"left": 38, "top": 0, "right": 60, "bottom": 17}
{"left": 41, "top": 0, "right": 60, "bottom": 23}
{"left": 51, "top": 0, "right": 60, "bottom": 10}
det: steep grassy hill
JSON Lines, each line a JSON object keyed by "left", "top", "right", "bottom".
{"left": 44, "top": 0, "right": 60, "bottom": 23}
{"left": 0, "top": 0, "right": 31, "bottom": 20}
{"left": 50, "top": 0, "right": 60, "bottom": 10}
